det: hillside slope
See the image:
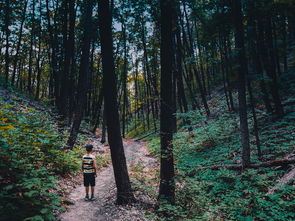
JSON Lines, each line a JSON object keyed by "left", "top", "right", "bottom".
{"left": 0, "top": 89, "right": 86, "bottom": 221}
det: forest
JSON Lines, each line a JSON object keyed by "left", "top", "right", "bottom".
{"left": 0, "top": 0, "right": 295, "bottom": 220}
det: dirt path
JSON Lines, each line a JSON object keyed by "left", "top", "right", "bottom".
{"left": 58, "top": 139, "right": 156, "bottom": 221}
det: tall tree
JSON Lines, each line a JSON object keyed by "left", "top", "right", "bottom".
{"left": 158, "top": 0, "right": 176, "bottom": 203}
{"left": 66, "top": 0, "right": 95, "bottom": 149}
{"left": 98, "top": 0, "right": 134, "bottom": 204}
{"left": 232, "top": 0, "right": 251, "bottom": 167}
{"left": 45, "top": 0, "right": 59, "bottom": 107}
{"left": 60, "top": 0, "right": 76, "bottom": 121}
{"left": 27, "top": 0, "right": 36, "bottom": 93}
{"left": 4, "top": 0, "right": 10, "bottom": 88}
{"left": 11, "top": 0, "right": 28, "bottom": 86}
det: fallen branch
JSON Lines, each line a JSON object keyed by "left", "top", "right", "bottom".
{"left": 266, "top": 153, "right": 295, "bottom": 195}
{"left": 191, "top": 159, "right": 295, "bottom": 174}
{"left": 266, "top": 167, "right": 295, "bottom": 195}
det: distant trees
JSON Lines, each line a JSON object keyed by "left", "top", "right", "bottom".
{"left": 4, "top": 0, "right": 10, "bottom": 88}
{"left": 0, "top": 0, "right": 294, "bottom": 199}
{"left": 60, "top": 0, "right": 76, "bottom": 121}
{"left": 66, "top": 0, "right": 94, "bottom": 149}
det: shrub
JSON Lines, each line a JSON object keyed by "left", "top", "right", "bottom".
{"left": 0, "top": 95, "right": 82, "bottom": 220}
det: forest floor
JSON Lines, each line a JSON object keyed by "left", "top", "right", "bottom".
{"left": 58, "top": 137, "right": 157, "bottom": 221}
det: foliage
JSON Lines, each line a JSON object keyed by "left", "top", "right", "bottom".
{"left": 0, "top": 93, "right": 84, "bottom": 221}
{"left": 146, "top": 104, "right": 295, "bottom": 220}
{"left": 95, "top": 154, "right": 111, "bottom": 170}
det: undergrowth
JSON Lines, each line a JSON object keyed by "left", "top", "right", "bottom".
{"left": 0, "top": 90, "right": 106, "bottom": 221}
{"left": 145, "top": 108, "right": 295, "bottom": 220}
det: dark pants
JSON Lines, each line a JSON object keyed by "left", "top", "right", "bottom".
{"left": 83, "top": 173, "right": 95, "bottom": 187}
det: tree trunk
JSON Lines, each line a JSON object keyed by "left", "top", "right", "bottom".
{"left": 224, "top": 37, "right": 235, "bottom": 111}
{"left": 45, "top": 0, "right": 59, "bottom": 109}
{"left": 11, "top": 0, "right": 28, "bottom": 86}
{"left": 121, "top": 21, "right": 128, "bottom": 138}
{"left": 92, "top": 86, "right": 104, "bottom": 134}
{"left": 158, "top": 0, "right": 176, "bottom": 203}
{"left": 35, "top": 21, "right": 43, "bottom": 100}
{"left": 264, "top": 18, "right": 284, "bottom": 117}
{"left": 175, "top": 22, "right": 188, "bottom": 113}
{"left": 98, "top": 0, "right": 134, "bottom": 204}
{"left": 28, "top": 0, "right": 36, "bottom": 93}
{"left": 60, "top": 0, "right": 76, "bottom": 119}
{"left": 101, "top": 106, "right": 107, "bottom": 144}
{"left": 4, "top": 0, "right": 10, "bottom": 88}
{"left": 66, "top": 0, "right": 94, "bottom": 149}
{"left": 246, "top": 0, "right": 263, "bottom": 158}
{"left": 232, "top": 0, "right": 251, "bottom": 168}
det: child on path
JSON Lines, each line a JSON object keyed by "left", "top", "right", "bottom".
{"left": 82, "top": 144, "right": 97, "bottom": 200}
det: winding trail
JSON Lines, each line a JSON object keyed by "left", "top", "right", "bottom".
{"left": 58, "top": 139, "right": 155, "bottom": 221}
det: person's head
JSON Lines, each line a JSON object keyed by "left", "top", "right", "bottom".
{"left": 85, "top": 144, "right": 93, "bottom": 153}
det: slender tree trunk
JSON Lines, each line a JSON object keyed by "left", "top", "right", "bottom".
{"left": 45, "top": 0, "right": 59, "bottom": 108}
{"left": 265, "top": 18, "right": 284, "bottom": 117}
{"left": 247, "top": 81, "right": 262, "bottom": 158}
{"left": 220, "top": 47, "right": 231, "bottom": 111}
{"left": 232, "top": 0, "right": 251, "bottom": 167}
{"left": 101, "top": 106, "right": 107, "bottom": 144}
{"left": 98, "top": 0, "right": 134, "bottom": 204}
{"left": 60, "top": 0, "right": 76, "bottom": 119}
{"left": 182, "top": 4, "right": 210, "bottom": 116}
{"left": 224, "top": 38, "right": 235, "bottom": 111}
{"left": 66, "top": 0, "right": 94, "bottom": 149}
{"left": 35, "top": 32, "right": 42, "bottom": 99}
{"left": 158, "top": 0, "right": 176, "bottom": 204}
{"left": 281, "top": 16, "right": 288, "bottom": 73}
{"left": 121, "top": 21, "right": 128, "bottom": 138}
{"left": 246, "top": 0, "right": 263, "bottom": 158}
{"left": 175, "top": 18, "right": 188, "bottom": 113}
{"left": 273, "top": 23, "right": 282, "bottom": 77}
{"left": 193, "top": 66, "right": 210, "bottom": 116}
{"left": 257, "top": 13, "right": 284, "bottom": 117}
{"left": 28, "top": 0, "right": 36, "bottom": 93}
{"left": 11, "top": 0, "right": 28, "bottom": 86}
{"left": 4, "top": 0, "right": 10, "bottom": 88}
{"left": 92, "top": 86, "right": 104, "bottom": 134}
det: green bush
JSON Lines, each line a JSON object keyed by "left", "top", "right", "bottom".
{"left": 0, "top": 96, "right": 82, "bottom": 220}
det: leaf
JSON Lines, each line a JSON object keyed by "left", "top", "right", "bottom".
{"left": 40, "top": 208, "right": 49, "bottom": 214}
{"left": 3, "top": 185, "right": 14, "bottom": 191}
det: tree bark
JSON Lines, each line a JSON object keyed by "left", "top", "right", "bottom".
{"left": 27, "top": 0, "right": 36, "bottom": 93}
{"left": 98, "top": 0, "right": 134, "bottom": 204}
{"left": 35, "top": 15, "right": 43, "bottom": 101}
{"left": 4, "top": 0, "right": 11, "bottom": 88}
{"left": 121, "top": 20, "right": 128, "bottom": 138}
{"left": 158, "top": 0, "right": 176, "bottom": 203}
{"left": 45, "top": 0, "right": 59, "bottom": 108}
{"left": 60, "top": 0, "right": 76, "bottom": 119}
{"left": 66, "top": 0, "right": 94, "bottom": 149}
{"left": 11, "top": 0, "right": 28, "bottom": 86}
{"left": 92, "top": 86, "right": 104, "bottom": 134}
{"left": 232, "top": 0, "right": 251, "bottom": 167}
